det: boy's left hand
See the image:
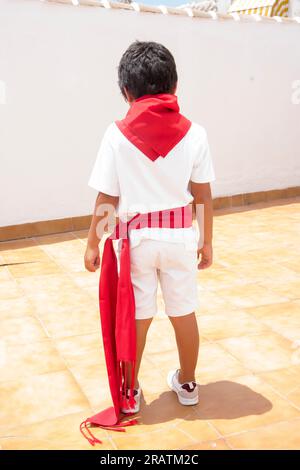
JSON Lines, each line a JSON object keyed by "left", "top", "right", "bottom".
{"left": 197, "top": 242, "right": 213, "bottom": 270}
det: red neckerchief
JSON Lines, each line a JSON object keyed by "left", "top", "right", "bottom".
{"left": 80, "top": 206, "right": 193, "bottom": 446}
{"left": 115, "top": 93, "right": 191, "bottom": 161}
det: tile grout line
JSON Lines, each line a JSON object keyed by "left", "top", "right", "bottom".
{"left": 0, "top": 243, "right": 65, "bottom": 348}
{"left": 212, "top": 415, "right": 300, "bottom": 443}
{"left": 34, "top": 234, "right": 101, "bottom": 306}
{"left": 0, "top": 407, "right": 95, "bottom": 442}
{"left": 1, "top": 203, "right": 299, "bottom": 449}
{"left": 253, "top": 377, "right": 300, "bottom": 413}
{"left": 0, "top": 236, "right": 104, "bottom": 445}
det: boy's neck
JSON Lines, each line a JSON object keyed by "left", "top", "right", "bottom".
{"left": 128, "top": 92, "right": 176, "bottom": 107}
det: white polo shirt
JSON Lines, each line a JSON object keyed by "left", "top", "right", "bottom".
{"left": 88, "top": 121, "right": 215, "bottom": 248}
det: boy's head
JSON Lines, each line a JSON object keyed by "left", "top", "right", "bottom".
{"left": 118, "top": 41, "right": 178, "bottom": 104}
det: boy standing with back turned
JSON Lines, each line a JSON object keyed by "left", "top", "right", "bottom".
{"left": 85, "top": 41, "right": 215, "bottom": 415}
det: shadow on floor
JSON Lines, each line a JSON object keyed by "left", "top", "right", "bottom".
{"left": 137, "top": 380, "right": 273, "bottom": 425}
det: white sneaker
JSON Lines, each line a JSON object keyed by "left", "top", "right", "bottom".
{"left": 167, "top": 369, "right": 199, "bottom": 406}
{"left": 121, "top": 387, "right": 141, "bottom": 414}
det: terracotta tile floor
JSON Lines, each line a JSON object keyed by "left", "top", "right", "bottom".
{"left": 0, "top": 197, "right": 299, "bottom": 450}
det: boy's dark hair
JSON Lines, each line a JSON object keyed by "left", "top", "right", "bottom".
{"left": 118, "top": 41, "right": 178, "bottom": 101}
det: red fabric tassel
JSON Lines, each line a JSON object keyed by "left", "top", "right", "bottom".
{"left": 79, "top": 420, "right": 103, "bottom": 446}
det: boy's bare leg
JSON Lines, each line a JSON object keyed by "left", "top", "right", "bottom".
{"left": 168, "top": 312, "right": 199, "bottom": 384}
{"left": 127, "top": 317, "right": 153, "bottom": 389}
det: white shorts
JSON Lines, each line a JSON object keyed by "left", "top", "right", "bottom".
{"left": 118, "top": 239, "right": 199, "bottom": 320}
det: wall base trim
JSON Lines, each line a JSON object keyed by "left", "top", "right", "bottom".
{"left": 0, "top": 187, "right": 299, "bottom": 242}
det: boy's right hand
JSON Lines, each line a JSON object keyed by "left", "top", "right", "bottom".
{"left": 84, "top": 245, "right": 100, "bottom": 272}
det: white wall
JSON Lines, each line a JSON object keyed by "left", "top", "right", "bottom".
{"left": 0, "top": 0, "right": 299, "bottom": 227}
{"left": 289, "top": 0, "right": 300, "bottom": 16}
{"left": 217, "top": 0, "right": 231, "bottom": 13}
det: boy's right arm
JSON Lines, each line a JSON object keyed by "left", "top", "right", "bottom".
{"left": 190, "top": 126, "right": 215, "bottom": 269}
{"left": 84, "top": 192, "right": 119, "bottom": 272}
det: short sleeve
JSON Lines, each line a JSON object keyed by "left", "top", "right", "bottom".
{"left": 88, "top": 125, "right": 120, "bottom": 196}
{"left": 190, "top": 128, "right": 216, "bottom": 184}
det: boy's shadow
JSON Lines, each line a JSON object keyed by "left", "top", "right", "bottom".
{"left": 137, "top": 381, "right": 272, "bottom": 424}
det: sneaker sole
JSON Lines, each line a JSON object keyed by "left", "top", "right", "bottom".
{"left": 167, "top": 370, "right": 199, "bottom": 406}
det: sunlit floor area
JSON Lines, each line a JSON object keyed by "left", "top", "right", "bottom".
{"left": 0, "top": 198, "right": 300, "bottom": 450}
